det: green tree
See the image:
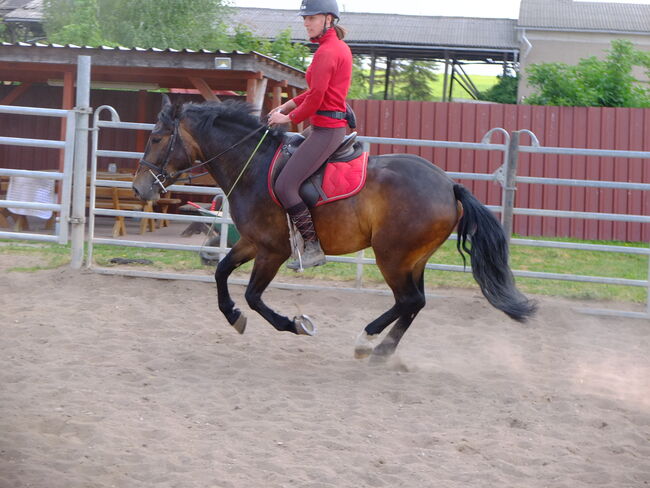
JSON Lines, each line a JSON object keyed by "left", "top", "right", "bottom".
{"left": 392, "top": 59, "right": 438, "bottom": 101}
{"left": 268, "top": 28, "right": 310, "bottom": 71}
{"left": 43, "top": 0, "right": 232, "bottom": 50}
{"left": 348, "top": 56, "right": 370, "bottom": 99}
{"left": 478, "top": 73, "right": 518, "bottom": 104}
{"left": 230, "top": 25, "right": 271, "bottom": 53}
{"left": 44, "top": 0, "right": 106, "bottom": 46}
{"left": 526, "top": 40, "right": 650, "bottom": 107}
{"left": 43, "top": 0, "right": 312, "bottom": 70}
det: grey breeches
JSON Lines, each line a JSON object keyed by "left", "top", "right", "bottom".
{"left": 275, "top": 126, "right": 346, "bottom": 209}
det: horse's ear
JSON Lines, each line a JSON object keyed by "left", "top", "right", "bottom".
{"left": 161, "top": 94, "right": 171, "bottom": 111}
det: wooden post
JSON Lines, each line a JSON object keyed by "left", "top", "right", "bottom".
{"left": 251, "top": 78, "right": 268, "bottom": 116}
{"left": 272, "top": 84, "right": 283, "bottom": 108}
{"left": 289, "top": 87, "right": 304, "bottom": 132}
{"left": 136, "top": 90, "right": 147, "bottom": 153}
{"left": 59, "top": 71, "right": 75, "bottom": 172}
{"left": 246, "top": 78, "right": 258, "bottom": 105}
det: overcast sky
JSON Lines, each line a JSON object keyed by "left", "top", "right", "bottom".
{"left": 230, "top": 0, "right": 650, "bottom": 18}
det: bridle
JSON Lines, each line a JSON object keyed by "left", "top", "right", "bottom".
{"left": 137, "top": 119, "right": 190, "bottom": 194}
{"left": 137, "top": 118, "right": 268, "bottom": 194}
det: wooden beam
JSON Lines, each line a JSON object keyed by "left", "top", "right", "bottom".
{"left": 188, "top": 77, "right": 220, "bottom": 102}
{"left": 0, "top": 82, "right": 32, "bottom": 105}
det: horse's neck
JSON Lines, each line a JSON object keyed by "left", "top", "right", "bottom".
{"left": 206, "top": 137, "right": 278, "bottom": 204}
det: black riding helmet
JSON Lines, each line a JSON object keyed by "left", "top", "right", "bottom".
{"left": 299, "top": 0, "right": 340, "bottom": 19}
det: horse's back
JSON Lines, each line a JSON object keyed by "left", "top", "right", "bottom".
{"left": 366, "top": 153, "right": 456, "bottom": 204}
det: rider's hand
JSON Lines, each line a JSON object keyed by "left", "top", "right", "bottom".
{"left": 268, "top": 111, "right": 291, "bottom": 127}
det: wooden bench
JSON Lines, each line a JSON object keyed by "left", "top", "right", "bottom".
{"left": 91, "top": 172, "right": 180, "bottom": 237}
{"left": 0, "top": 178, "right": 11, "bottom": 228}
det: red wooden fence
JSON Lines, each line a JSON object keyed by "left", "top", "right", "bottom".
{"left": 350, "top": 99, "right": 650, "bottom": 243}
{"left": 1, "top": 86, "right": 648, "bottom": 242}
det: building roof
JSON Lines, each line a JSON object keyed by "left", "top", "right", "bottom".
{"left": 3, "top": 0, "right": 40, "bottom": 22}
{"left": 231, "top": 8, "right": 519, "bottom": 60}
{"left": 518, "top": 0, "right": 650, "bottom": 33}
{"left": 0, "top": 0, "right": 30, "bottom": 16}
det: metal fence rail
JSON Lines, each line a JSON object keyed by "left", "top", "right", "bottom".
{"left": 0, "top": 104, "right": 76, "bottom": 244}
{"left": 81, "top": 108, "right": 648, "bottom": 321}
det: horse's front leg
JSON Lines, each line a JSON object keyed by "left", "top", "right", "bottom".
{"left": 245, "top": 250, "right": 312, "bottom": 335}
{"left": 216, "top": 238, "right": 256, "bottom": 334}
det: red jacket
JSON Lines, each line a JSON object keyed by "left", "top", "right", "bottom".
{"left": 289, "top": 28, "right": 352, "bottom": 128}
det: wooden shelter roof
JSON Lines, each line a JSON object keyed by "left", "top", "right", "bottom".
{"left": 0, "top": 41, "right": 307, "bottom": 94}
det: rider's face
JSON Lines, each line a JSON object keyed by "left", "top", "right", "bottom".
{"left": 303, "top": 14, "right": 330, "bottom": 38}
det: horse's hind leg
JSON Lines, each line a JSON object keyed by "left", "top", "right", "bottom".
{"left": 216, "top": 238, "right": 256, "bottom": 333}
{"left": 370, "top": 269, "right": 426, "bottom": 362}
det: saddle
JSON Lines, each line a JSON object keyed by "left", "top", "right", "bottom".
{"left": 268, "top": 131, "right": 368, "bottom": 208}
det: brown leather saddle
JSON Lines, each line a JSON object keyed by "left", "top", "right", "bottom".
{"left": 269, "top": 130, "right": 364, "bottom": 207}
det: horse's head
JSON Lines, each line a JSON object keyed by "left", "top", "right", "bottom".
{"left": 132, "top": 95, "right": 201, "bottom": 202}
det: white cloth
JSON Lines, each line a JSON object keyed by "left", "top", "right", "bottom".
{"left": 6, "top": 176, "right": 55, "bottom": 220}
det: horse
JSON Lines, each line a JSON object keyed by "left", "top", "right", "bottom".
{"left": 132, "top": 96, "right": 536, "bottom": 361}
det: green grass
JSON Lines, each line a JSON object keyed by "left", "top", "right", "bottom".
{"left": 1, "top": 236, "right": 648, "bottom": 304}
{"left": 429, "top": 74, "right": 500, "bottom": 100}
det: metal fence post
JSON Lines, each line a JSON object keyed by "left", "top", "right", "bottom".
{"left": 70, "top": 55, "right": 92, "bottom": 269}
{"left": 502, "top": 130, "right": 520, "bottom": 244}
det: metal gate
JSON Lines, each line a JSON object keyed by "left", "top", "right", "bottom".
{"left": 85, "top": 107, "right": 649, "bottom": 320}
{"left": 0, "top": 105, "right": 76, "bottom": 245}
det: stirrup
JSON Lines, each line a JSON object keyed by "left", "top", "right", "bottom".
{"left": 287, "top": 240, "right": 326, "bottom": 271}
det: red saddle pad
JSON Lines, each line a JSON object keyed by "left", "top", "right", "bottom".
{"left": 268, "top": 146, "right": 369, "bottom": 207}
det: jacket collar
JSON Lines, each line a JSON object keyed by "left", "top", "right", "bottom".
{"left": 311, "top": 27, "right": 337, "bottom": 44}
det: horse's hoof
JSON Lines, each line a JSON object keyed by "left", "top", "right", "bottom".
{"left": 231, "top": 313, "right": 247, "bottom": 334}
{"left": 354, "top": 332, "right": 378, "bottom": 359}
{"left": 354, "top": 348, "right": 372, "bottom": 360}
{"left": 293, "top": 315, "right": 316, "bottom": 336}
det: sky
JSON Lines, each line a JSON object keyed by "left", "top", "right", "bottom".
{"left": 231, "top": 0, "right": 650, "bottom": 19}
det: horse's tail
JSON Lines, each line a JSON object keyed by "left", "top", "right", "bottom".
{"left": 453, "top": 183, "right": 537, "bottom": 322}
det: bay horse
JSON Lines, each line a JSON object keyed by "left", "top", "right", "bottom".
{"left": 132, "top": 96, "right": 536, "bottom": 360}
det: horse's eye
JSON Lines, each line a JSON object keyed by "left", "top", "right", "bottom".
{"left": 152, "top": 137, "right": 162, "bottom": 144}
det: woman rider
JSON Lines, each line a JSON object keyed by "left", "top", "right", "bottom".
{"left": 268, "top": 0, "right": 352, "bottom": 269}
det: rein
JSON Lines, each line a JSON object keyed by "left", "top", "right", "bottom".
{"left": 138, "top": 122, "right": 268, "bottom": 194}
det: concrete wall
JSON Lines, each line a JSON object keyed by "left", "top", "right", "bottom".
{"left": 517, "top": 29, "right": 650, "bottom": 102}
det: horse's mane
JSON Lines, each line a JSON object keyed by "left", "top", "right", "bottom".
{"left": 176, "top": 100, "right": 285, "bottom": 141}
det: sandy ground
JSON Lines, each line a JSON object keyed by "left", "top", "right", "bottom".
{"left": 0, "top": 253, "right": 649, "bottom": 488}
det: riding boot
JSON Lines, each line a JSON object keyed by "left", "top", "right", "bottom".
{"left": 286, "top": 202, "right": 326, "bottom": 270}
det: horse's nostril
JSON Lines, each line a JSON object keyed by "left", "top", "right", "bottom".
{"left": 133, "top": 186, "right": 141, "bottom": 199}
